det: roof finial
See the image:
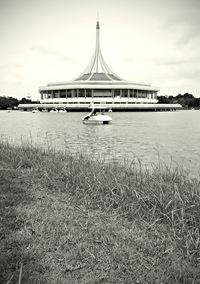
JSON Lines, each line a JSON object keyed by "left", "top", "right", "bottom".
{"left": 96, "top": 12, "right": 100, "bottom": 29}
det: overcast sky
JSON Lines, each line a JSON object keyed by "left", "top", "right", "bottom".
{"left": 1, "top": 0, "right": 200, "bottom": 100}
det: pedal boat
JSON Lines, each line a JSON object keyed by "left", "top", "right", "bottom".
{"left": 82, "top": 104, "right": 112, "bottom": 125}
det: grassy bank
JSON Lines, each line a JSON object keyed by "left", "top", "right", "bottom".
{"left": 0, "top": 141, "right": 200, "bottom": 283}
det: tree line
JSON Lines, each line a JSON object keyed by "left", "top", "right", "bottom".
{"left": 0, "top": 96, "right": 37, "bottom": 110}
{"left": 157, "top": 93, "right": 200, "bottom": 108}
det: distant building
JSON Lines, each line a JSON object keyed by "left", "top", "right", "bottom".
{"left": 19, "top": 21, "right": 181, "bottom": 111}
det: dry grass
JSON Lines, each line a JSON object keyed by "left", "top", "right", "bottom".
{"left": 0, "top": 141, "right": 200, "bottom": 283}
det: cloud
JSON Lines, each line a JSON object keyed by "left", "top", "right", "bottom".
{"left": 179, "top": 68, "right": 200, "bottom": 80}
{"left": 1, "top": 79, "right": 23, "bottom": 86}
{"left": 177, "top": 19, "right": 200, "bottom": 45}
{"left": 9, "top": 80, "right": 23, "bottom": 86}
{"left": 161, "top": 0, "right": 200, "bottom": 44}
{"left": 154, "top": 55, "right": 200, "bottom": 66}
{"left": 31, "top": 46, "right": 57, "bottom": 56}
{"left": 30, "top": 46, "right": 74, "bottom": 62}
{"left": 0, "top": 63, "right": 22, "bottom": 69}
{"left": 60, "top": 55, "right": 77, "bottom": 63}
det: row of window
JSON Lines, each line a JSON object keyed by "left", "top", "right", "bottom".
{"left": 41, "top": 101, "right": 153, "bottom": 105}
{"left": 42, "top": 94, "right": 155, "bottom": 99}
{"left": 41, "top": 89, "right": 156, "bottom": 99}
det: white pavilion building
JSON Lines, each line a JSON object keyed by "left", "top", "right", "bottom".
{"left": 19, "top": 21, "right": 181, "bottom": 111}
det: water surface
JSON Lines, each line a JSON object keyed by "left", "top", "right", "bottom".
{"left": 0, "top": 110, "right": 200, "bottom": 175}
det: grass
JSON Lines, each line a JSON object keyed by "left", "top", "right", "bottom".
{"left": 0, "top": 140, "right": 200, "bottom": 283}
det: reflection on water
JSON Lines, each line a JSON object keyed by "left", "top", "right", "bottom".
{"left": 0, "top": 110, "right": 200, "bottom": 175}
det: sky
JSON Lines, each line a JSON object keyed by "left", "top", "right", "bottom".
{"left": 0, "top": 0, "right": 200, "bottom": 100}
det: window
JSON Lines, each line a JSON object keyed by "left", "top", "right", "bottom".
{"left": 86, "top": 90, "right": 92, "bottom": 97}
{"left": 114, "top": 90, "right": 120, "bottom": 97}
{"left": 53, "top": 90, "right": 60, "bottom": 98}
{"left": 60, "top": 90, "right": 66, "bottom": 98}
{"left": 78, "top": 89, "right": 85, "bottom": 97}
{"left": 93, "top": 89, "right": 112, "bottom": 97}
{"left": 67, "top": 90, "right": 72, "bottom": 98}
{"left": 121, "top": 90, "right": 128, "bottom": 97}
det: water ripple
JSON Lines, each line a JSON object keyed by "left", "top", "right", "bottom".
{"left": 0, "top": 110, "right": 200, "bottom": 175}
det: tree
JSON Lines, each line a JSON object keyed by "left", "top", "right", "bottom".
{"left": 0, "top": 96, "right": 19, "bottom": 110}
{"left": 18, "top": 97, "right": 32, "bottom": 104}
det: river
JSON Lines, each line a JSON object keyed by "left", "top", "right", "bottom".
{"left": 0, "top": 110, "right": 200, "bottom": 176}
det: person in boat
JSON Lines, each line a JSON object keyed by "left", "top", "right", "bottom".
{"left": 93, "top": 109, "right": 97, "bottom": 116}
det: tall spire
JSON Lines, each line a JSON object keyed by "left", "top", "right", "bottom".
{"left": 96, "top": 20, "right": 100, "bottom": 29}
{"left": 75, "top": 21, "right": 123, "bottom": 81}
